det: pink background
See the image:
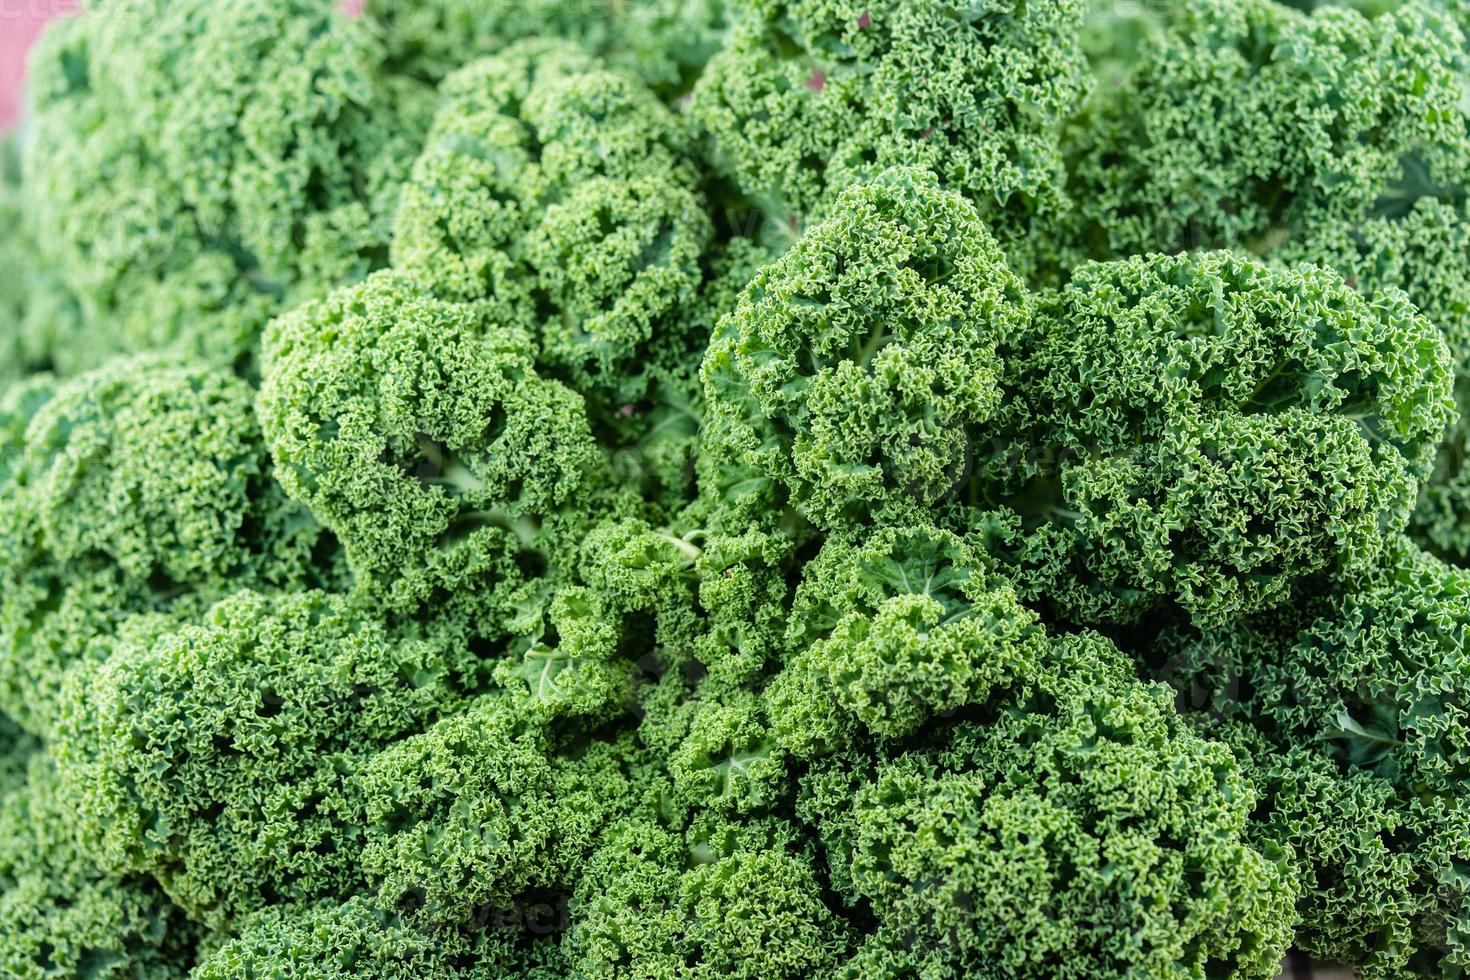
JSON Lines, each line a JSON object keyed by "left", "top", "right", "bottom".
{"left": 1, "top": 1, "right": 75, "bottom": 130}
{"left": 0, "top": 1, "right": 364, "bottom": 131}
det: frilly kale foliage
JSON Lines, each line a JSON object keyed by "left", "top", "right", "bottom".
{"left": 3, "top": 1, "right": 1470, "bottom": 978}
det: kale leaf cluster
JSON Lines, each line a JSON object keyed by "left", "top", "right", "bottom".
{"left": 3, "top": 0, "right": 1470, "bottom": 977}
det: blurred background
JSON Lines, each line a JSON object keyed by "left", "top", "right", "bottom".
{"left": 0, "top": 1, "right": 75, "bottom": 129}
{"left": 0, "top": 1, "right": 371, "bottom": 129}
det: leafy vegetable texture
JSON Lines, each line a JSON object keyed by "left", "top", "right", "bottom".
{"left": 690, "top": 0, "right": 1090, "bottom": 277}
{"left": 6, "top": 0, "right": 1470, "bottom": 977}
{"left": 973, "top": 250, "right": 1454, "bottom": 627}
{"left": 700, "top": 168, "right": 1027, "bottom": 530}
{"left": 23, "top": 0, "right": 430, "bottom": 374}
